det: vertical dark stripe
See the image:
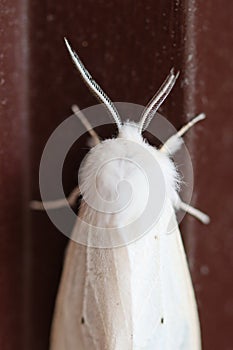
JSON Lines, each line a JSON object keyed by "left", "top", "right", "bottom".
{"left": 0, "top": 0, "right": 29, "bottom": 349}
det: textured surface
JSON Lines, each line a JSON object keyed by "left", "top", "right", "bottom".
{"left": 0, "top": 0, "right": 232, "bottom": 349}
{"left": 0, "top": 0, "right": 29, "bottom": 349}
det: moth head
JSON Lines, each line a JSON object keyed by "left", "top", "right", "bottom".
{"left": 64, "top": 38, "right": 179, "bottom": 139}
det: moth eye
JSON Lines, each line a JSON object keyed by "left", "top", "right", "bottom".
{"left": 81, "top": 317, "right": 85, "bottom": 324}
{"left": 161, "top": 318, "right": 164, "bottom": 324}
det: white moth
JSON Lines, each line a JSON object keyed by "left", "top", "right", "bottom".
{"left": 31, "top": 38, "right": 210, "bottom": 350}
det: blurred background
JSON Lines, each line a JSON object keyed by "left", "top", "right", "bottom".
{"left": 0, "top": 0, "right": 233, "bottom": 349}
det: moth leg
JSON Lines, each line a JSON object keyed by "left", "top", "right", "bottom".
{"left": 30, "top": 186, "right": 80, "bottom": 210}
{"left": 72, "top": 104, "right": 100, "bottom": 146}
{"left": 175, "top": 196, "right": 210, "bottom": 224}
{"left": 160, "top": 113, "right": 206, "bottom": 155}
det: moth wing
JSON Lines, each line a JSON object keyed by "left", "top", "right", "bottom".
{"left": 50, "top": 242, "right": 88, "bottom": 350}
{"left": 50, "top": 212, "right": 134, "bottom": 350}
{"left": 157, "top": 209, "right": 202, "bottom": 350}
{"left": 50, "top": 206, "right": 201, "bottom": 350}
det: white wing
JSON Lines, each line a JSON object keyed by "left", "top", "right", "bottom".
{"left": 50, "top": 201, "right": 201, "bottom": 350}
{"left": 154, "top": 205, "right": 201, "bottom": 350}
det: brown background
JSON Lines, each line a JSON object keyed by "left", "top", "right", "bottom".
{"left": 0, "top": 0, "right": 233, "bottom": 349}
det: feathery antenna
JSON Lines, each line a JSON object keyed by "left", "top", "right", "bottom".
{"left": 64, "top": 38, "right": 122, "bottom": 131}
{"left": 138, "top": 69, "right": 179, "bottom": 133}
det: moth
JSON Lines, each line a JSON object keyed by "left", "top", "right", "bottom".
{"left": 31, "top": 38, "right": 209, "bottom": 349}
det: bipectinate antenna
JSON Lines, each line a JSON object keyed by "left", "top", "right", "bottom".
{"left": 64, "top": 38, "right": 122, "bottom": 131}
{"left": 138, "top": 69, "right": 179, "bottom": 133}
